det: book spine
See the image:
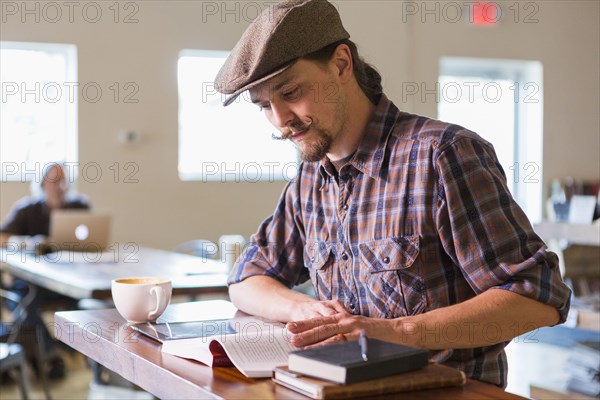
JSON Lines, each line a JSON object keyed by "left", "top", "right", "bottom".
{"left": 325, "top": 367, "right": 466, "bottom": 399}
{"left": 345, "top": 352, "right": 429, "bottom": 384}
{"left": 212, "top": 356, "right": 234, "bottom": 368}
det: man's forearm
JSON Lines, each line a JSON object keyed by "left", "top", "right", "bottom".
{"left": 228, "top": 276, "right": 319, "bottom": 322}
{"left": 399, "top": 289, "right": 560, "bottom": 349}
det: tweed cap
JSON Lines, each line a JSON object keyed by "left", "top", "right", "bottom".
{"left": 214, "top": 0, "right": 350, "bottom": 106}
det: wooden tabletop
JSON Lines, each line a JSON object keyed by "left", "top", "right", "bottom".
{"left": 0, "top": 247, "right": 228, "bottom": 299}
{"left": 55, "top": 301, "right": 527, "bottom": 400}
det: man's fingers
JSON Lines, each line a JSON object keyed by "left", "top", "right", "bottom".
{"left": 328, "top": 300, "right": 348, "bottom": 314}
{"left": 287, "top": 313, "right": 338, "bottom": 333}
{"left": 301, "top": 331, "right": 348, "bottom": 349}
{"left": 289, "top": 323, "right": 343, "bottom": 347}
{"left": 285, "top": 301, "right": 353, "bottom": 346}
{"left": 310, "top": 301, "right": 346, "bottom": 317}
{"left": 317, "top": 304, "right": 338, "bottom": 317}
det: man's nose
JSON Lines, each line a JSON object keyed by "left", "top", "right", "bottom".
{"left": 271, "top": 102, "right": 294, "bottom": 129}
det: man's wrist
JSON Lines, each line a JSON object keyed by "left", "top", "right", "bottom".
{"left": 289, "top": 299, "right": 319, "bottom": 321}
{"left": 392, "top": 315, "right": 423, "bottom": 348}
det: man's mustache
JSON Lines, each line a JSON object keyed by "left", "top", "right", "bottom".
{"left": 272, "top": 118, "right": 313, "bottom": 141}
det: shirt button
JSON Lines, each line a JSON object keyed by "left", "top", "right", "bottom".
{"left": 383, "top": 256, "right": 390, "bottom": 264}
{"left": 342, "top": 253, "right": 349, "bottom": 261}
{"left": 342, "top": 203, "right": 349, "bottom": 211}
{"left": 349, "top": 303, "right": 355, "bottom": 310}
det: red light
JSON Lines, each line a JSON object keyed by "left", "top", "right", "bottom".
{"left": 472, "top": 2, "right": 499, "bottom": 26}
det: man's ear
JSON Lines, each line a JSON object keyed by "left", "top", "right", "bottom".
{"left": 331, "top": 44, "right": 353, "bottom": 82}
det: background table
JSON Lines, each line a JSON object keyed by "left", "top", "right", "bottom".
{"left": 55, "top": 301, "right": 527, "bottom": 400}
{"left": 0, "top": 247, "right": 228, "bottom": 299}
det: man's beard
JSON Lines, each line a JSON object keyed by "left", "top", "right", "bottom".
{"left": 296, "top": 128, "right": 333, "bottom": 162}
{"left": 272, "top": 117, "right": 333, "bottom": 162}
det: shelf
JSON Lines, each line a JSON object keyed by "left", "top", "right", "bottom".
{"left": 530, "top": 384, "right": 597, "bottom": 400}
{"left": 533, "top": 222, "right": 600, "bottom": 247}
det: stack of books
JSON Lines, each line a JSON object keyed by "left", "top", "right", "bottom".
{"left": 272, "top": 338, "right": 466, "bottom": 399}
{"left": 566, "top": 340, "right": 600, "bottom": 397}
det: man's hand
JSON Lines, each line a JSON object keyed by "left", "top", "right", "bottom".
{"left": 229, "top": 277, "right": 351, "bottom": 323}
{"left": 287, "top": 290, "right": 562, "bottom": 350}
{"left": 286, "top": 312, "right": 402, "bottom": 348}
{"left": 289, "top": 299, "right": 348, "bottom": 321}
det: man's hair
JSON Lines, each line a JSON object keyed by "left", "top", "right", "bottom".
{"left": 303, "top": 39, "right": 383, "bottom": 104}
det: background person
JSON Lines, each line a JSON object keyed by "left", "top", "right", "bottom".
{"left": 0, "top": 162, "right": 89, "bottom": 379}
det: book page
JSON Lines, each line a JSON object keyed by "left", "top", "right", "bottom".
{"left": 161, "top": 335, "right": 216, "bottom": 366}
{"left": 216, "top": 317, "right": 296, "bottom": 377}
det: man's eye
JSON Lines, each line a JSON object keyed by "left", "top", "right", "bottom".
{"left": 258, "top": 104, "right": 271, "bottom": 111}
{"left": 282, "top": 87, "right": 300, "bottom": 100}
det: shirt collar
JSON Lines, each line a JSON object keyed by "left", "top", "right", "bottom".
{"left": 318, "top": 94, "right": 400, "bottom": 182}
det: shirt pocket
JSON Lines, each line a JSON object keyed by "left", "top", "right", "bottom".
{"left": 358, "top": 236, "right": 428, "bottom": 318}
{"left": 304, "top": 240, "right": 334, "bottom": 300}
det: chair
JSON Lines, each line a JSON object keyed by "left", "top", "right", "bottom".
{"left": 174, "top": 240, "right": 219, "bottom": 260}
{"left": 0, "top": 286, "right": 56, "bottom": 400}
{"left": 174, "top": 240, "right": 221, "bottom": 302}
{"left": 0, "top": 288, "right": 32, "bottom": 399}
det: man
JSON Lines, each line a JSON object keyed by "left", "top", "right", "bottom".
{"left": 215, "top": 0, "right": 571, "bottom": 387}
{"left": 1, "top": 163, "right": 89, "bottom": 379}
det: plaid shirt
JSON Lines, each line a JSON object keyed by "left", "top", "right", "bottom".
{"left": 229, "top": 94, "right": 571, "bottom": 387}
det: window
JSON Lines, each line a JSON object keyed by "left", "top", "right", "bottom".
{"left": 178, "top": 50, "right": 298, "bottom": 182}
{"left": 438, "top": 57, "right": 543, "bottom": 222}
{"left": 1, "top": 41, "right": 78, "bottom": 182}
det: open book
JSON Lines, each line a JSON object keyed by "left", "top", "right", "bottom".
{"left": 132, "top": 316, "right": 296, "bottom": 378}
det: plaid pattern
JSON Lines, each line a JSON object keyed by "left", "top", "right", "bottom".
{"left": 229, "top": 94, "right": 571, "bottom": 387}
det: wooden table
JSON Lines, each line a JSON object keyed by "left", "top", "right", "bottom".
{"left": 55, "top": 301, "right": 527, "bottom": 399}
{"left": 0, "top": 247, "right": 228, "bottom": 299}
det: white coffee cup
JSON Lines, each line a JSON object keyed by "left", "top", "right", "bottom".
{"left": 111, "top": 277, "right": 172, "bottom": 323}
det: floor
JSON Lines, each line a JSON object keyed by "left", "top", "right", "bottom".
{"left": 1, "top": 348, "right": 156, "bottom": 400}
{"left": 1, "top": 349, "right": 91, "bottom": 400}
{"left": 0, "top": 304, "right": 158, "bottom": 400}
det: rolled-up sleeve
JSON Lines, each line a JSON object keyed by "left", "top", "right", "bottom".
{"left": 435, "top": 137, "right": 571, "bottom": 323}
{"left": 228, "top": 174, "right": 308, "bottom": 288}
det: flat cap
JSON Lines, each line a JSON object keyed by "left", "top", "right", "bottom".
{"left": 214, "top": 0, "right": 350, "bottom": 106}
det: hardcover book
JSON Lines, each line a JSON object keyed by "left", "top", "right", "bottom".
{"left": 132, "top": 316, "right": 296, "bottom": 377}
{"left": 287, "top": 338, "right": 429, "bottom": 384}
{"left": 273, "top": 363, "right": 466, "bottom": 399}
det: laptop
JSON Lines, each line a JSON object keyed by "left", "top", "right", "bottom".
{"left": 48, "top": 210, "right": 112, "bottom": 255}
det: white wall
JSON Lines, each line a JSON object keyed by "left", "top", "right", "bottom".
{"left": 1, "top": 0, "right": 598, "bottom": 249}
